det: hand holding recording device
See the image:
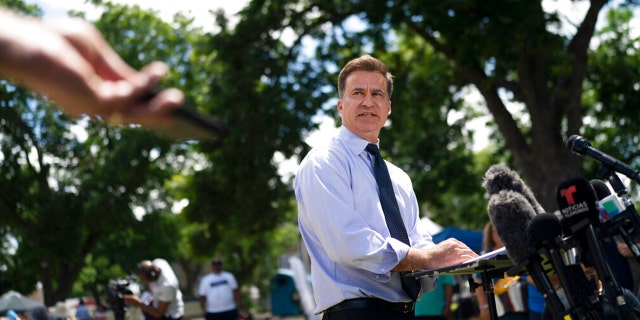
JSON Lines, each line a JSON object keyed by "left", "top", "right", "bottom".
{"left": 143, "top": 90, "right": 227, "bottom": 141}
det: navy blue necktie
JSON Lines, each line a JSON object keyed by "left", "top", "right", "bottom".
{"left": 366, "top": 143, "right": 422, "bottom": 300}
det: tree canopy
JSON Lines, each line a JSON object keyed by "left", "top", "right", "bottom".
{"left": 229, "top": 0, "right": 640, "bottom": 212}
{"left": 2, "top": 0, "right": 640, "bottom": 312}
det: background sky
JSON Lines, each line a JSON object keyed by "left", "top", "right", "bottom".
{"left": 28, "top": 0, "right": 249, "bottom": 31}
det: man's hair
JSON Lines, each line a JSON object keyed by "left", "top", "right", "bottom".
{"left": 337, "top": 55, "right": 393, "bottom": 99}
{"left": 137, "top": 260, "right": 160, "bottom": 281}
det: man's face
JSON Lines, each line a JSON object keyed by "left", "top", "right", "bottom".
{"left": 212, "top": 262, "right": 222, "bottom": 274}
{"left": 137, "top": 272, "right": 150, "bottom": 284}
{"left": 338, "top": 70, "right": 391, "bottom": 143}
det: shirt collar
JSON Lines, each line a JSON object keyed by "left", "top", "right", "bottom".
{"left": 338, "top": 126, "right": 380, "bottom": 155}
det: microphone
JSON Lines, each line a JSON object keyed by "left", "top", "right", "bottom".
{"left": 487, "top": 190, "right": 537, "bottom": 263}
{"left": 556, "top": 177, "right": 635, "bottom": 318}
{"left": 488, "top": 190, "right": 568, "bottom": 315}
{"left": 529, "top": 213, "right": 563, "bottom": 248}
{"left": 529, "top": 213, "right": 602, "bottom": 317}
{"left": 590, "top": 179, "right": 613, "bottom": 200}
{"left": 556, "top": 177, "right": 608, "bottom": 270}
{"left": 556, "top": 176, "right": 601, "bottom": 236}
{"left": 590, "top": 179, "right": 626, "bottom": 222}
{"left": 566, "top": 135, "right": 640, "bottom": 184}
{"left": 590, "top": 179, "right": 640, "bottom": 258}
{"left": 483, "top": 164, "right": 545, "bottom": 214}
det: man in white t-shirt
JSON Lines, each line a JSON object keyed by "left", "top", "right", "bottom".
{"left": 198, "top": 258, "right": 245, "bottom": 320}
{"left": 124, "top": 259, "right": 184, "bottom": 320}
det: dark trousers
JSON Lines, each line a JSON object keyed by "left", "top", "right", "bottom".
{"left": 322, "top": 298, "right": 415, "bottom": 320}
{"left": 499, "top": 312, "right": 529, "bottom": 320}
{"left": 323, "top": 308, "right": 415, "bottom": 320}
{"left": 204, "top": 310, "right": 238, "bottom": 320}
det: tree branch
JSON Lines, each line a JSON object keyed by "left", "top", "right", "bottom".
{"left": 405, "top": 19, "right": 529, "bottom": 156}
{"left": 561, "top": 0, "right": 607, "bottom": 137}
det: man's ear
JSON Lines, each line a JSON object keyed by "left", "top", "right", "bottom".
{"left": 337, "top": 100, "right": 343, "bottom": 115}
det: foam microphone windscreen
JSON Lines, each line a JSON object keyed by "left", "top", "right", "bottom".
{"left": 483, "top": 164, "right": 545, "bottom": 214}
{"left": 488, "top": 190, "right": 537, "bottom": 263}
{"left": 556, "top": 177, "right": 600, "bottom": 235}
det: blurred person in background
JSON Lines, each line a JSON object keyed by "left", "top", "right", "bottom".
{"left": 124, "top": 259, "right": 184, "bottom": 320}
{"left": 414, "top": 274, "right": 455, "bottom": 320}
{"left": 74, "top": 298, "right": 91, "bottom": 320}
{"left": 140, "top": 283, "right": 158, "bottom": 320}
{"left": 92, "top": 304, "right": 108, "bottom": 320}
{"left": 474, "top": 222, "right": 532, "bottom": 320}
{"left": 198, "top": 258, "right": 246, "bottom": 320}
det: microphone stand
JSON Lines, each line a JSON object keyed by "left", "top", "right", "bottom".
{"left": 473, "top": 267, "right": 499, "bottom": 320}
{"left": 597, "top": 166, "right": 627, "bottom": 195}
{"left": 507, "top": 257, "right": 569, "bottom": 319}
{"left": 597, "top": 166, "right": 640, "bottom": 262}
{"left": 409, "top": 253, "right": 515, "bottom": 320}
{"left": 570, "top": 218, "right": 636, "bottom": 319}
{"left": 468, "top": 263, "right": 514, "bottom": 320}
{"left": 544, "top": 239, "right": 601, "bottom": 319}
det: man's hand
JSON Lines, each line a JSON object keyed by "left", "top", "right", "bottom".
{"left": 394, "top": 238, "right": 478, "bottom": 272}
{"left": 123, "top": 294, "right": 141, "bottom": 307}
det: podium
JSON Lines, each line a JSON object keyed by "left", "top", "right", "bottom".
{"left": 410, "top": 248, "right": 513, "bottom": 320}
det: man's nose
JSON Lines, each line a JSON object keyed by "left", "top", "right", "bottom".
{"left": 361, "top": 93, "right": 375, "bottom": 107}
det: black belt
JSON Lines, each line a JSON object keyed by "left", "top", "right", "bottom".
{"left": 325, "top": 298, "right": 415, "bottom": 314}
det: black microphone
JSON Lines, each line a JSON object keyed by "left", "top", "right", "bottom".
{"left": 556, "top": 177, "right": 635, "bottom": 318}
{"left": 483, "top": 164, "right": 545, "bottom": 214}
{"left": 566, "top": 135, "right": 640, "bottom": 184}
{"left": 591, "top": 179, "right": 613, "bottom": 200}
{"left": 529, "top": 213, "right": 602, "bottom": 318}
{"left": 488, "top": 190, "right": 568, "bottom": 315}
{"left": 556, "top": 177, "right": 606, "bottom": 269}
{"left": 556, "top": 176, "right": 601, "bottom": 236}
{"left": 590, "top": 179, "right": 640, "bottom": 259}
